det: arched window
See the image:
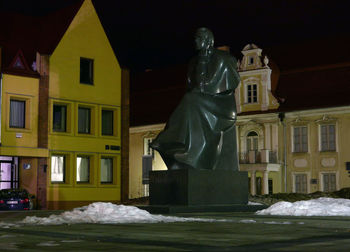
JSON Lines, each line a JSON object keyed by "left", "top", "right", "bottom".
{"left": 246, "top": 131, "right": 258, "bottom": 151}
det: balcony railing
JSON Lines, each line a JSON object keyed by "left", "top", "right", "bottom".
{"left": 239, "top": 150, "right": 278, "bottom": 164}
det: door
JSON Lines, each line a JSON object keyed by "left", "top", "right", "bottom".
{"left": 0, "top": 157, "right": 19, "bottom": 189}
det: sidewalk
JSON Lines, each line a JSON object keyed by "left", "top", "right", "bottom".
{"left": 1, "top": 210, "right": 350, "bottom": 251}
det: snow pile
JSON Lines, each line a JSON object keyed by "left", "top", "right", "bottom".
{"left": 256, "top": 197, "right": 350, "bottom": 216}
{"left": 21, "top": 202, "right": 212, "bottom": 225}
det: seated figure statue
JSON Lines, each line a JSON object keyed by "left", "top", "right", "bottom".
{"left": 151, "top": 27, "right": 240, "bottom": 171}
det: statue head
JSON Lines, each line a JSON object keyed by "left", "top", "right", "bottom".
{"left": 195, "top": 27, "right": 214, "bottom": 51}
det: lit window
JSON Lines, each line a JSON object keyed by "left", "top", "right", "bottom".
{"left": 53, "top": 104, "right": 67, "bottom": 132}
{"left": 51, "top": 155, "right": 65, "bottom": 183}
{"left": 80, "top": 58, "right": 93, "bottom": 85}
{"left": 101, "top": 158, "right": 113, "bottom": 183}
{"left": 247, "top": 84, "right": 257, "bottom": 103}
{"left": 78, "top": 107, "right": 91, "bottom": 134}
{"left": 293, "top": 126, "right": 308, "bottom": 152}
{"left": 10, "top": 100, "right": 25, "bottom": 128}
{"left": 77, "top": 156, "right": 90, "bottom": 183}
{"left": 320, "top": 125, "right": 336, "bottom": 151}
{"left": 102, "top": 110, "right": 113, "bottom": 136}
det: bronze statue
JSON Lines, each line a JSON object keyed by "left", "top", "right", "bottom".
{"left": 151, "top": 27, "right": 240, "bottom": 171}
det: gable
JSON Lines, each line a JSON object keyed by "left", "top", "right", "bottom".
{"left": 49, "top": 0, "right": 121, "bottom": 105}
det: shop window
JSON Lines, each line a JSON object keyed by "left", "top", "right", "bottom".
{"left": 51, "top": 155, "right": 65, "bottom": 183}
{"left": 101, "top": 157, "right": 113, "bottom": 183}
{"left": 77, "top": 156, "right": 90, "bottom": 183}
{"left": 10, "top": 100, "right": 25, "bottom": 128}
{"left": 102, "top": 110, "right": 113, "bottom": 136}
{"left": 80, "top": 58, "right": 93, "bottom": 85}
{"left": 53, "top": 104, "right": 67, "bottom": 132}
{"left": 78, "top": 107, "right": 91, "bottom": 134}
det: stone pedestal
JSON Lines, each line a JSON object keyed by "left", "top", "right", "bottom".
{"left": 149, "top": 169, "right": 248, "bottom": 206}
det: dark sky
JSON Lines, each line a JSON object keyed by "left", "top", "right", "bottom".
{"left": 2, "top": 0, "right": 350, "bottom": 72}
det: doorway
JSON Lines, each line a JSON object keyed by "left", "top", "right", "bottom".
{"left": 0, "top": 156, "right": 19, "bottom": 189}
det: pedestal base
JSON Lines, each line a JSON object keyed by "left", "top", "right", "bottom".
{"left": 149, "top": 169, "right": 248, "bottom": 206}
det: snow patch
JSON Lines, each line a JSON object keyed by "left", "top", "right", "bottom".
{"left": 256, "top": 197, "right": 350, "bottom": 216}
{"left": 248, "top": 201, "right": 263, "bottom": 205}
{"left": 21, "top": 202, "right": 215, "bottom": 225}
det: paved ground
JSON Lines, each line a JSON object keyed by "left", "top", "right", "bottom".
{"left": 1, "top": 210, "right": 350, "bottom": 251}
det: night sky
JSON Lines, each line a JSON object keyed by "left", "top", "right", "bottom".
{"left": 2, "top": 0, "right": 350, "bottom": 72}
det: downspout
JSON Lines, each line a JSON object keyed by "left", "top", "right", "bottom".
{"left": 279, "top": 112, "right": 287, "bottom": 193}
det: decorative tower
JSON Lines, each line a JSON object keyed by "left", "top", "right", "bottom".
{"left": 235, "top": 44, "right": 279, "bottom": 113}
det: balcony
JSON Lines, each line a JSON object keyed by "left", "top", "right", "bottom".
{"left": 239, "top": 150, "right": 278, "bottom": 164}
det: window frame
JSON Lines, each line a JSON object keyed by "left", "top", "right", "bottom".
{"left": 80, "top": 57, "right": 94, "bottom": 85}
{"left": 78, "top": 106, "right": 91, "bottom": 134}
{"left": 246, "top": 83, "right": 258, "bottom": 104}
{"left": 76, "top": 155, "right": 91, "bottom": 183}
{"left": 9, "top": 99, "right": 26, "bottom": 129}
{"left": 50, "top": 155, "right": 66, "bottom": 183}
{"left": 101, "top": 109, "right": 114, "bottom": 136}
{"left": 292, "top": 126, "right": 308, "bottom": 153}
{"left": 292, "top": 172, "right": 310, "bottom": 194}
{"left": 320, "top": 172, "right": 338, "bottom": 192}
{"left": 319, "top": 124, "right": 337, "bottom": 152}
{"left": 52, "top": 104, "right": 67, "bottom": 132}
{"left": 100, "top": 157, "right": 113, "bottom": 184}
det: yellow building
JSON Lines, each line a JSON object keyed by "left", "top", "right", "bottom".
{"left": 129, "top": 43, "right": 350, "bottom": 198}
{"left": 0, "top": 0, "right": 128, "bottom": 209}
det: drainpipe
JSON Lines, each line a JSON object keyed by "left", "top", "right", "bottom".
{"left": 279, "top": 112, "right": 287, "bottom": 193}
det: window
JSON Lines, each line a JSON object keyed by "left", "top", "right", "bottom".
{"left": 53, "top": 104, "right": 67, "bottom": 132}
{"left": 246, "top": 131, "right": 258, "bottom": 151}
{"left": 248, "top": 56, "right": 254, "bottom": 65}
{"left": 295, "top": 174, "right": 307, "bottom": 193}
{"left": 247, "top": 84, "right": 257, "bottom": 103}
{"left": 78, "top": 107, "right": 91, "bottom": 134}
{"left": 77, "top": 156, "right": 90, "bottom": 183}
{"left": 144, "top": 137, "right": 154, "bottom": 157}
{"left": 102, "top": 110, "right": 113, "bottom": 136}
{"left": 320, "top": 124, "right": 336, "bottom": 151}
{"left": 10, "top": 100, "right": 25, "bottom": 128}
{"left": 322, "top": 173, "right": 336, "bottom": 192}
{"left": 80, "top": 58, "right": 93, "bottom": 84}
{"left": 293, "top": 126, "right": 308, "bottom": 152}
{"left": 51, "top": 155, "right": 65, "bottom": 182}
{"left": 101, "top": 158, "right": 113, "bottom": 183}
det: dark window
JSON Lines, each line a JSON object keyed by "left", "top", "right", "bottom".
{"left": 102, "top": 110, "right": 113, "bottom": 136}
{"left": 321, "top": 124, "right": 336, "bottom": 151}
{"left": 247, "top": 84, "right": 257, "bottom": 103}
{"left": 53, "top": 105, "right": 67, "bottom": 132}
{"left": 10, "top": 100, "right": 25, "bottom": 128}
{"left": 78, "top": 107, "right": 91, "bottom": 134}
{"left": 293, "top": 126, "right": 308, "bottom": 152}
{"left": 80, "top": 58, "right": 93, "bottom": 84}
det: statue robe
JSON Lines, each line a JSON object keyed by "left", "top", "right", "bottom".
{"left": 151, "top": 49, "right": 240, "bottom": 170}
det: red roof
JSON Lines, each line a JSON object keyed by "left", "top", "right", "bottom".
{"left": 0, "top": 0, "right": 83, "bottom": 75}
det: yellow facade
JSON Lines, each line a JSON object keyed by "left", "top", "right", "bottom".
{"left": 46, "top": 0, "right": 122, "bottom": 208}
{"left": 0, "top": 73, "right": 47, "bottom": 196}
